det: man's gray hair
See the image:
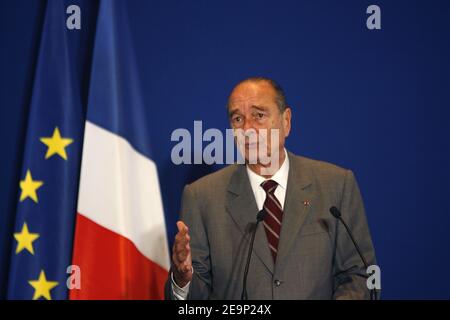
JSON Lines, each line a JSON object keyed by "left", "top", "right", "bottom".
{"left": 227, "top": 76, "right": 288, "bottom": 113}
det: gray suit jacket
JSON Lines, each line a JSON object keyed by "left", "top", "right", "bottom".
{"left": 165, "top": 152, "right": 377, "bottom": 299}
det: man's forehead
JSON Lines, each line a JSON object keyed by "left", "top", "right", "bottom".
{"left": 228, "top": 94, "right": 259, "bottom": 105}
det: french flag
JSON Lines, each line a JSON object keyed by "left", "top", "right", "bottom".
{"left": 70, "top": 1, "right": 170, "bottom": 299}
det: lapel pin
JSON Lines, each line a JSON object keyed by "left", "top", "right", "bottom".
{"left": 303, "top": 200, "right": 310, "bottom": 207}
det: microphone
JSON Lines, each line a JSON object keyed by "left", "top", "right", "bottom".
{"left": 241, "top": 209, "right": 266, "bottom": 300}
{"left": 329, "top": 206, "right": 378, "bottom": 300}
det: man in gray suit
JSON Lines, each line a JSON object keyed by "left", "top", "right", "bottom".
{"left": 165, "top": 77, "right": 377, "bottom": 299}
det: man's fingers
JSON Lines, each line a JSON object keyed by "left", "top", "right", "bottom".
{"left": 176, "top": 243, "right": 191, "bottom": 261}
{"left": 173, "top": 251, "right": 189, "bottom": 273}
{"left": 172, "top": 220, "right": 192, "bottom": 277}
{"left": 176, "top": 221, "right": 189, "bottom": 235}
{"left": 175, "top": 234, "right": 189, "bottom": 249}
{"left": 177, "top": 233, "right": 190, "bottom": 244}
{"left": 175, "top": 240, "right": 188, "bottom": 253}
{"left": 174, "top": 222, "right": 191, "bottom": 247}
{"left": 183, "top": 263, "right": 192, "bottom": 273}
{"left": 173, "top": 254, "right": 192, "bottom": 274}
{"left": 173, "top": 232, "right": 191, "bottom": 260}
{"left": 176, "top": 221, "right": 185, "bottom": 232}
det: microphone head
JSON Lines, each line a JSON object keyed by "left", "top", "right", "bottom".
{"left": 329, "top": 206, "right": 341, "bottom": 219}
{"left": 256, "top": 209, "right": 266, "bottom": 222}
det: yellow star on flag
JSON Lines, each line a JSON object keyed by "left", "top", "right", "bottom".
{"left": 28, "top": 270, "right": 58, "bottom": 300}
{"left": 19, "top": 170, "right": 43, "bottom": 203}
{"left": 13, "top": 222, "right": 40, "bottom": 255}
{"left": 40, "top": 127, "right": 73, "bottom": 160}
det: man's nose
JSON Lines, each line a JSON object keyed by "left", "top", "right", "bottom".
{"left": 242, "top": 117, "right": 256, "bottom": 132}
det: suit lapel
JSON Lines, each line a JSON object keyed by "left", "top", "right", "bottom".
{"left": 275, "top": 152, "right": 313, "bottom": 268}
{"left": 225, "top": 165, "right": 275, "bottom": 274}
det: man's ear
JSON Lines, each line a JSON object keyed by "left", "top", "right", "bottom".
{"left": 283, "top": 107, "right": 292, "bottom": 137}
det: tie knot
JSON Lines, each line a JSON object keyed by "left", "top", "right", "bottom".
{"left": 261, "top": 179, "right": 278, "bottom": 194}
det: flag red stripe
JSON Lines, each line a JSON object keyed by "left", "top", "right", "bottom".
{"left": 70, "top": 213, "right": 168, "bottom": 300}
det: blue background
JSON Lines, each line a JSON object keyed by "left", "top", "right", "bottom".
{"left": 1, "top": 0, "right": 449, "bottom": 299}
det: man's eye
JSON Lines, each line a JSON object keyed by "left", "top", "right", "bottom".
{"left": 256, "top": 112, "right": 265, "bottom": 119}
{"left": 233, "top": 116, "right": 242, "bottom": 123}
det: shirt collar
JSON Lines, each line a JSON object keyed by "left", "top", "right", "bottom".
{"left": 246, "top": 149, "right": 290, "bottom": 191}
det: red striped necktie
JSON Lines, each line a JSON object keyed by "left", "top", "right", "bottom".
{"left": 261, "top": 179, "right": 283, "bottom": 262}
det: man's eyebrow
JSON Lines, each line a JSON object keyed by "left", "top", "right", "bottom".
{"left": 228, "top": 109, "right": 240, "bottom": 117}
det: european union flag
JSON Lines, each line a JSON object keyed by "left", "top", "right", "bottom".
{"left": 6, "top": 0, "right": 87, "bottom": 299}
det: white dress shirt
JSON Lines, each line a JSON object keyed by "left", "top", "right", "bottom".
{"left": 246, "top": 149, "right": 289, "bottom": 211}
{"left": 171, "top": 149, "right": 290, "bottom": 299}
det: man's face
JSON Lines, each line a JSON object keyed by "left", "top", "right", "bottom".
{"left": 227, "top": 81, "right": 291, "bottom": 164}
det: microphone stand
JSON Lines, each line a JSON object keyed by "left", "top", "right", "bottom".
{"left": 329, "top": 206, "right": 378, "bottom": 300}
{"left": 241, "top": 209, "right": 266, "bottom": 300}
